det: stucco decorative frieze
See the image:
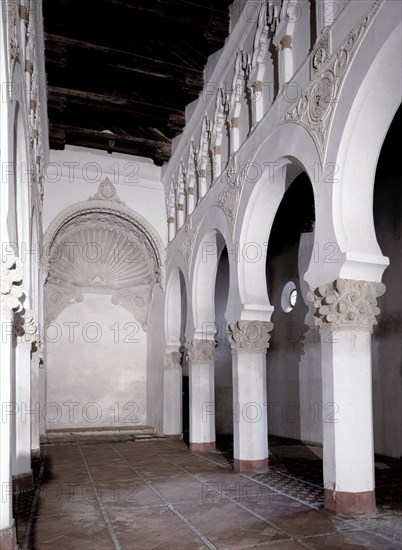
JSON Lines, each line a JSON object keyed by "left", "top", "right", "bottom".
{"left": 283, "top": 0, "right": 383, "bottom": 158}
{"left": 1, "top": 255, "right": 24, "bottom": 320}
{"left": 216, "top": 157, "right": 252, "bottom": 235}
{"left": 179, "top": 219, "right": 200, "bottom": 269}
{"left": 186, "top": 340, "right": 216, "bottom": 364}
{"left": 7, "top": 0, "right": 20, "bottom": 65}
{"left": 111, "top": 285, "right": 152, "bottom": 330}
{"left": 227, "top": 320, "right": 273, "bottom": 354}
{"left": 164, "top": 351, "right": 182, "bottom": 370}
{"left": 307, "top": 278, "right": 386, "bottom": 332}
{"left": 14, "top": 308, "right": 38, "bottom": 348}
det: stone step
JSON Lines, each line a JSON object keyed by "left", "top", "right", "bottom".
{"left": 42, "top": 425, "right": 161, "bottom": 444}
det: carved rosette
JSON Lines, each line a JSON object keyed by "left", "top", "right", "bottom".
{"left": 227, "top": 320, "right": 273, "bottom": 355}
{"left": 1, "top": 255, "right": 24, "bottom": 319}
{"left": 186, "top": 340, "right": 216, "bottom": 364}
{"left": 14, "top": 308, "right": 38, "bottom": 348}
{"left": 307, "top": 278, "right": 386, "bottom": 332}
{"left": 164, "top": 351, "right": 182, "bottom": 371}
{"left": 89, "top": 178, "right": 123, "bottom": 203}
{"left": 283, "top": 0, "right": 382, "bottom": 157}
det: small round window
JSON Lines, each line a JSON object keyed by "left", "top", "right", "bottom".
{"left": 281, "top": 281, "right": 297, "bottom": 313}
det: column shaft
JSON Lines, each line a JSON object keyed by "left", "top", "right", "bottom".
{"left": 228, "top": 320, "right": 273, "bottom": 473}
{"left": 308, "top": 278, "right": 385, "bottom": 515}
{"left": 187, "top": 340, "right": 216, "bottom": 451}
{"left": 163, "top": 351, "right": 182, "bottom": 439}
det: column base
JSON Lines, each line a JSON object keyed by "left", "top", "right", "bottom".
{"left": 324, "top": 488, "right": 376, "bottom": 516}
{"left": 31, "top": 448, "right": 41, "bottom": 459}
{"left": 0, "top": 522, "right": 16, "bottom": 550}
{"left": 165, "top": 434, "right": 183, "bottom": 441}
{"left": 12, "top": 471, "right": 34, "bottom": 493}
{"left": 234, "top": 458, "right": 268, "bottom": 473}
{"left": 190, "top": 442, "right": 215, "bottom": 452}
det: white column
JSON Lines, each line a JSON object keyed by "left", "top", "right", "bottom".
{"left": 308, "top": 278, "right": 385, "bottom": 515}
{"left": 167, "top": 216, "right": 175, "bottom": 242}
{"left": 250, "top": 80, "right": 264, "bottom": 126}
{"left": 186, "top": 340, "right": 216, "bottom": 451}
{"left": 212, "top": 145, "right": 222, "bottom": 180}
{"left": 176, "top": 204, "right": 184, "bottom": 230}
{"left": 197, "top": 168, "right": 207, "bottom": 200}
{"left": 163, "top": 350, "right": 182, "bottom": 439}
{"left": 12, "top": 308, "right": 37, "bottom": 491}
{"left": 187, "top": 188, "right": 195, "bottom": 216}
{"left": 13, "top": 344, "right": 33, "bottom": 489}
{"left": 280, "top": 35, "right": 294, "bottom": 84}
{"left": 0, "top": 256, "right": 24, "bottom": 547}
{"left": 31, "top": 345, "right": 42, "bottom": 458}
{"left": 228, "top": 321, "right": 273, "bottom": 473}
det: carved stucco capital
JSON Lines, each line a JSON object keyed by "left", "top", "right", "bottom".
{"left": 186, "top": 340, "right": 216, "bottom": 364}
{"left": 1, "top": 255, "right": 24, "bottom": 320}
{"left": 14, "top": 308, "right": 38, "bottom": 348}
{"left": 164, "top": 351, "right": 182, "bottom": 370}
{"left": 307, "top": 278, "right": 386, "bottom": 332}
{"left": 227, "top": 320, "right": 273, "bottom": 354}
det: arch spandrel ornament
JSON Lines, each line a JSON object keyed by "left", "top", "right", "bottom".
{"left": 43, "top": 179, "right": 165, "bottom": 329}
{"left": 283, "top": 0, "right": 383, "bottom": 163}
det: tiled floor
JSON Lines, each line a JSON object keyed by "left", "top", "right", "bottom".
{"left": 13, "top": 436, "right": 402, "bottom": 549}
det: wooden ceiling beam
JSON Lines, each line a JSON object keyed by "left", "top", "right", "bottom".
{"left": 45, "top": 33, "right": 203, "bottom": 89}
{"left": 49, "top": 124, "right": 171, "bottom": 163}
{"left": 48, "top": 86, "right": 186, "bottom": 123}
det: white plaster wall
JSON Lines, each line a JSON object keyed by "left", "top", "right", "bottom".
{"left": 43, "top": 146, "right": 166, "bottom": 244}
{"left": 46, "top": 293, "right": 147, "bottom": 430}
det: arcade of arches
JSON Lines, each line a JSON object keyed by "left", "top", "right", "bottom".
{"left": 1, "top": 1, "right": 401, "bottom": 549}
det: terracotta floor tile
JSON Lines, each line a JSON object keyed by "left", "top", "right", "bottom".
{"left": 14, "top": 437, "right": 402, "bottom": 550}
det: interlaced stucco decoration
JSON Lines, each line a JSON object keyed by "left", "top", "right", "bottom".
{"left": 164, "top": 351, "right": 182, "bottom": 371}
{"left": 227, "top": 320, "right": 273, "bottom": 354}
{"left": 216, "top": 156, "right": 253, "bottom": 236}
{"left": 44, "top": 179, "right": 165, "bottom": 329}
{"left": 283, "top": 0, "right": 383, "bottom": 161}
{"left": 179, "top": 218, "right": 200, "bottom": 270}
{"left": 307, "top": 278, "right": 386, "bottom": 332}
{"left": 186, "top": 340, "right": 216, "bottom": 363}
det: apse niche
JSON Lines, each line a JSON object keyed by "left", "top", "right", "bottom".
{"left": 44, "top": 179, "right": 162, "bottom": 430}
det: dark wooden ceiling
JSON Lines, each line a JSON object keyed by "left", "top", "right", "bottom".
{"left": 43, "top": 0, "right": 232, "bottom": 165}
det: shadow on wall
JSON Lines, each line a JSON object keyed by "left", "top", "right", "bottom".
{"left": 265, "top": 171, "right": 321, "bottom": 443}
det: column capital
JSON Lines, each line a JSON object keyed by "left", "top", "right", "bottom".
{"left": 186, "top": 339, "right": 216, "bottom": 363}
{"left": 164, "top": 351, "right": 182, "bottom": 370}
{"left": 307, "top": 278, "right": 386, "bottom": 332}
{"left": 14, "top": 308, "right": 38, "bottom": 348}
{"left": 227, "top": 320, "right": 273, "bottom": 355}
{"left": 1, "top": 255, "right": 24, "bottom": 320}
